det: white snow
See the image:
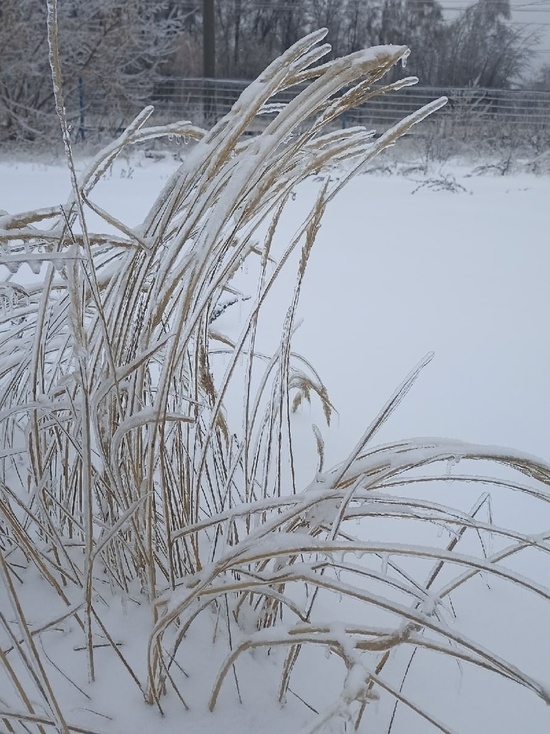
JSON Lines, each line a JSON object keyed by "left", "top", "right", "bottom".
{"left": 1, "top": 151, "right": 549, "bottom": 733}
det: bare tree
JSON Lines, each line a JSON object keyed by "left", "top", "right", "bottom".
{"left": 438, "top": 0, "right": 537, "bottom": 88}
{"left": 527, "top": 63, "right": 550, "bottom": 91}
{"left": 214, "top": 0, "right": 308, "bottom": 78}
{"left": 296, "top": 0, "right": 445, "bottom": 84}
{"left": 0, "top": 0, "right": 187, "bottom": 141}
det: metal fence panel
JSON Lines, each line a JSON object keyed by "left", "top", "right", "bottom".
{"left": 78, "top": 77, "right": 550, "bottom": 149}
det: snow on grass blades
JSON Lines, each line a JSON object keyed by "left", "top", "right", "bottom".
{"left": 1, "top": 13, "right": 549, "bottom": 734}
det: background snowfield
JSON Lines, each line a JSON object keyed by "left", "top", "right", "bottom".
{"left": 1, "top": 152, "right": 549, "bottom": 733}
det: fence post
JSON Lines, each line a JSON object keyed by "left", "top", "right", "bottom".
{"left": 78, "top": 76, "right": 85, "bottom": 142}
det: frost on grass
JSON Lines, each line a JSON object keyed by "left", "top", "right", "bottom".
{"left": 0, "top": 20, "right": 549, "bottom": 734}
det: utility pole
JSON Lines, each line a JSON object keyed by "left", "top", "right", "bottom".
{"left": 202, "top": 0, "right": 216, "bottom": 121}
{"left": 203, "top": 0, "right": 215, "bottom": 79}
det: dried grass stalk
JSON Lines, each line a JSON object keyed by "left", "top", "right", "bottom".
{"left": 1, "top": 20, "right": 548, "bottom": 734}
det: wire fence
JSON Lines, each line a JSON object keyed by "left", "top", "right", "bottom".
{"left": 75, "top": 77, "right": 550, "bottom": 153}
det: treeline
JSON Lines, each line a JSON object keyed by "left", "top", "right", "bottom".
{"left": 178, "top": 0, "right": 536, "bottom": 88}
{"left": 0, "top": 0, "right": 539, "bottom": 142}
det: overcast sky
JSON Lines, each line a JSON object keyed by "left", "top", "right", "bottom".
{"left": 509, "top": 0, "right": 549, "bottom": 71}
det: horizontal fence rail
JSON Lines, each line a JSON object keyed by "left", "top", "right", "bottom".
{"left": 144, "top": 79, "right": 550, "bottom": 130}
{"left": 6, "top": 76, "right": 548, "bottom": 151}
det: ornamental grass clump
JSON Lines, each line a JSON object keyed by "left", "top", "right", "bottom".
{"left": 0, "top": 6, "right": 549, "bottom": 733}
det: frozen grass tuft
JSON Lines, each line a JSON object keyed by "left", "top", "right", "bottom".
{"left": 0, "top": 12, "right": 549, "bottom": 734}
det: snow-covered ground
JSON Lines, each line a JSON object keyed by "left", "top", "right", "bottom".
{"left": 1, "top": 151, "right": 549, "bottom": 733}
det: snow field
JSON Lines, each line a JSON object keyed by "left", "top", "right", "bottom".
{"left": 0, "top": 151, "right": 549, "bottom": 733}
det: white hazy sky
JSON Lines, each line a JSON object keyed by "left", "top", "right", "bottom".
{"left": 512, "top": 0, "right": 550, "bottom": 66}
{"left": 508, "top": 0, "right": 550, "bottom": 70}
